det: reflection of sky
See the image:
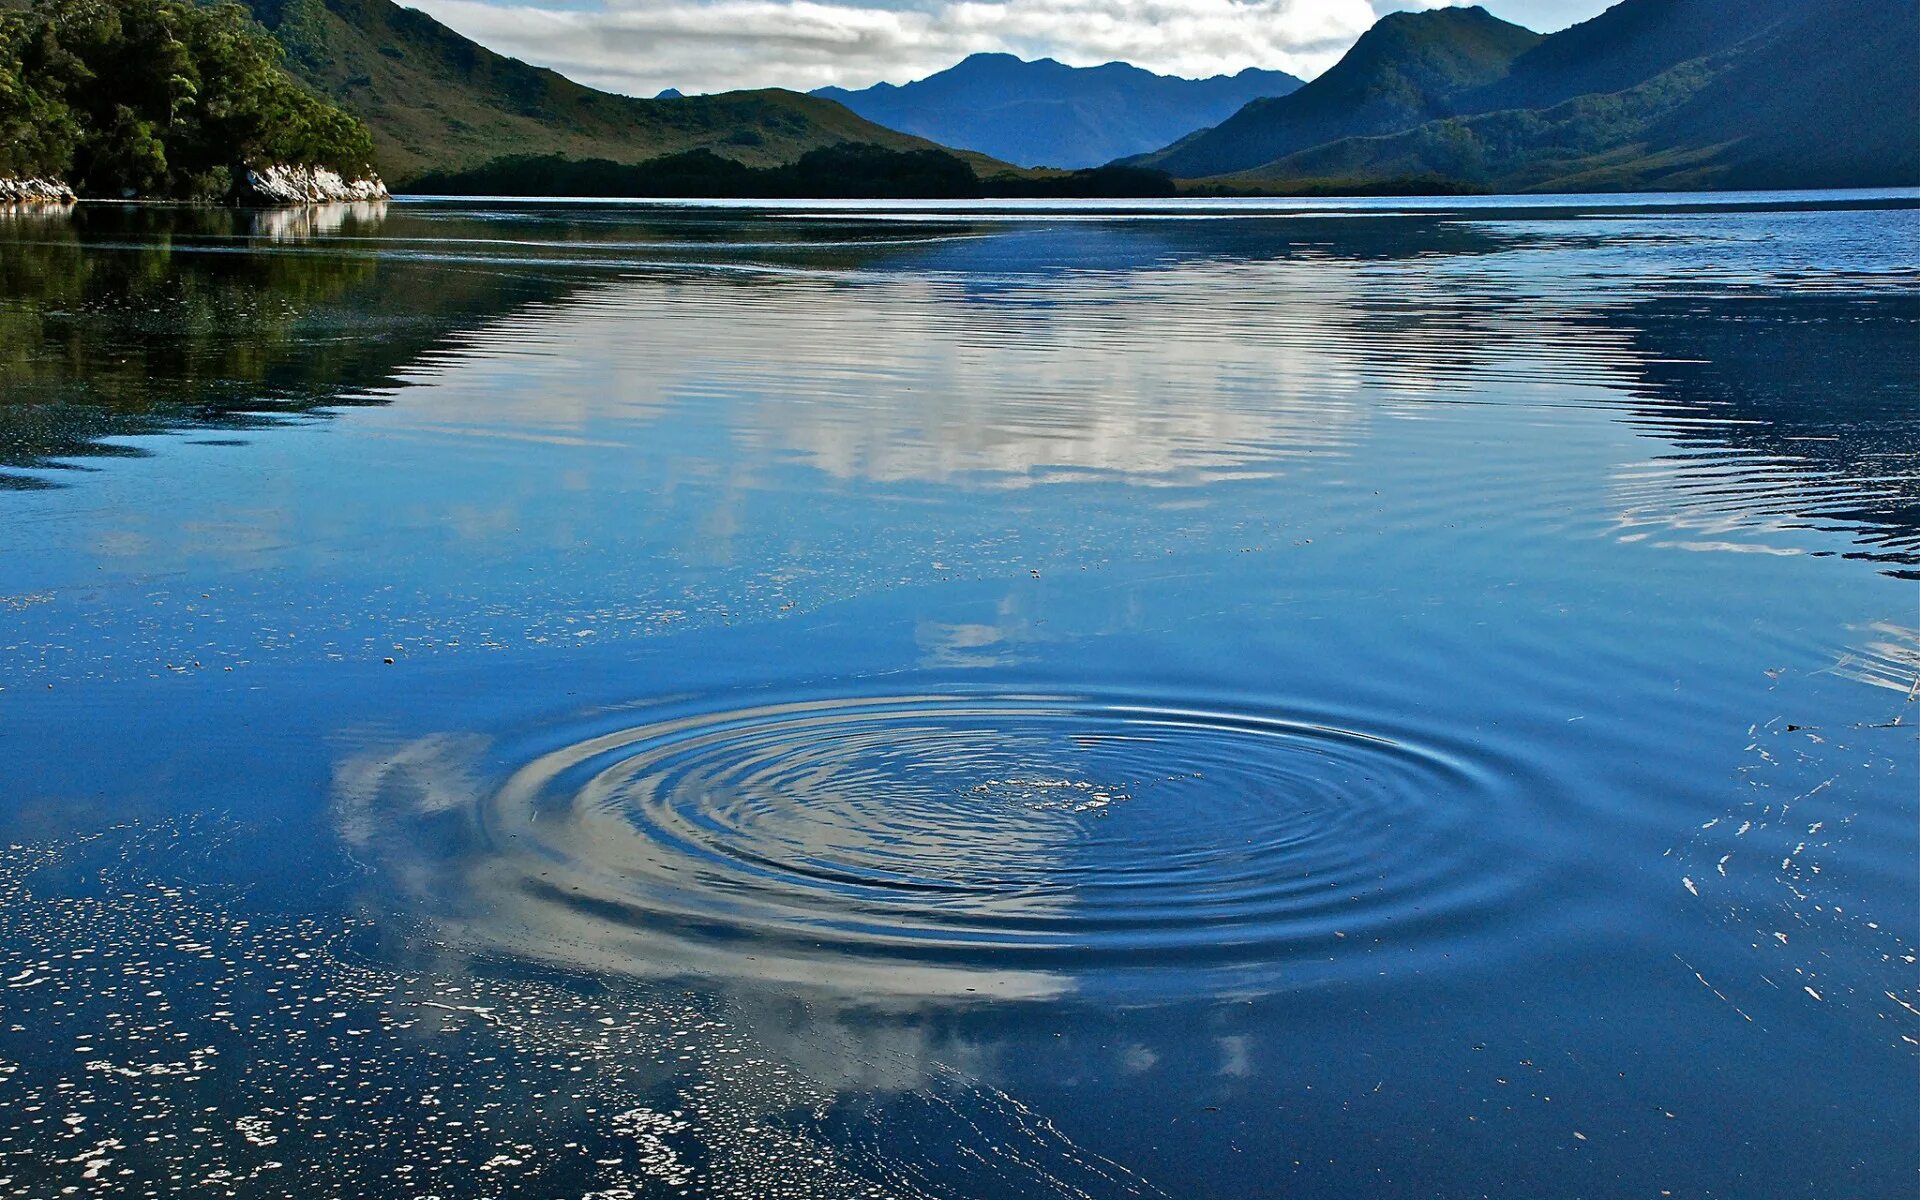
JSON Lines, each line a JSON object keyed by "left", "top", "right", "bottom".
{"left": 2, "top": 198, "right": 1915, "bottom": 1199}
{"left": 333, "top": 710, "right": 1084, "bottom": 999}
{"left": 4, "top": 202, "right": 1918, "bottom": 687}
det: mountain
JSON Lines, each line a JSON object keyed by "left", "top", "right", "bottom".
{"left": 1211, "top": 0, "right": 1917, "bottom": 192}
{"left": 1464, "top": 0, "right": 1805, "bottom": 112}
{"left": 813, "top": 53, "right": 1302, "bottom": 169}
{"left": 221, "top": 0, "right": 967, "bottom": 183}
{"left": 1135, "top": 7, "right": 1542, "bottom": 179}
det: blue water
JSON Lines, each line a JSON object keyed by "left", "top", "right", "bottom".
{"left": 0, "top": 193, "right": 1915, "bottom": 1198}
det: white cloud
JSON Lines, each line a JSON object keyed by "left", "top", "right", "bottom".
{"left": 405, "top": 0, "right": 1613, "bottom": 99}
{"left": 407, "top": 0, "right": 1431, "bottom": 96}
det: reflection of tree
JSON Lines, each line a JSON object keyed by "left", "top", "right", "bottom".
{"left": 0, "top": 203, "right": 588, "bottom": 484}
{"left": 1603, "top": 291, "right": 1920, "bottom": 575}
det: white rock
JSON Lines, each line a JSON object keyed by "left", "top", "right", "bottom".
{"left": 238, "top": 164, "right": 389, "bottom": 206}
{"left": 0, "top": 177, "right": 76, "bottom": 205}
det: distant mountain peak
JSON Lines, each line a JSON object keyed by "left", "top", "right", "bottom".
{"left": 1134, "top": 5, "right": 1541, "bottom": 178}
{"left": 813, "top": 54, "right": 1303, "bottom": 169}
{"left": 1134, "top": 0, "right": 1916, "bottom": 194}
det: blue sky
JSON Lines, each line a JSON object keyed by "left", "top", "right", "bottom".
{"left": 405, "top": 0, "right": 1617, "bottom": 97}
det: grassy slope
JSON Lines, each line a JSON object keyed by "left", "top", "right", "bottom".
{"left": 1218, "top": 0, "right": 1917, "bottom": 193}
{"left": 1136, "top": 6, "right": 1542, "bottom": 179}
{"left": 228, "top": 0, "right": 979, "bottom": 183}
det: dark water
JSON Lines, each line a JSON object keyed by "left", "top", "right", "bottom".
{"left": 1, "top": 192, "right": 1916, "bottom": 1198}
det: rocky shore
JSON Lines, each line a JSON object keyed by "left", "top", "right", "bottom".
{"left": 0, "top": 177, "right": 77, "bottom": 204}
{"left": 236, "top": 165, "right": 389, "bottom": 205}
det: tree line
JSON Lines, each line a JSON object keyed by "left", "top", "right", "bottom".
{"left": 0, "top": 0, "right": 375, "bottom": 199}
{"left": 410, "top": 145, "right": 1180, "bottom": 200}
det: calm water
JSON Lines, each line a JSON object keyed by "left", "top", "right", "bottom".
{"left": 1, "top": 192, "right": 1916, "bottom": 1198}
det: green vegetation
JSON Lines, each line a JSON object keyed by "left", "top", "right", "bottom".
{"left": 0, "top": 0, "right": 374, "bottom": 198}
{"left": 0, "top": 201, "right": 591, "bottom": 483}
{"left": 222, "top": 0, "right": 995, "bottom": 185}
{"left": 1136, "top": 6, "right": 1542, "bottom": 179}
{"left": 412, "top": 146, "right": 1176, "bottom": 199}
{"left": 1144, "top": 0, "right": 1917, "bottom": 194}
{"left": 1231, "top": 0, "right": 1917, "bottom": 193}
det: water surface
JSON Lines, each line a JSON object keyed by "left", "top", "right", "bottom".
{"left": 1, "top": 192, "right": 1915, "bottom": 1198}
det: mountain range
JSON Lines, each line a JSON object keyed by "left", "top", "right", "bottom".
{"left": 5, "top": 0, "right": 1906, "bottom": 195}
{"left": 812, "top": 53, "right": 1302, "bottom": 169}
{"left": 1132, "top": 0, "right": 1917, "bottom": 192}
{"left": 215, "top": 0, "right": 973, "bottom": 183}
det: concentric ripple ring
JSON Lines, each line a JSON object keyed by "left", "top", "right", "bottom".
{"left": 421, "top": 691, "right": 1559, "bottom": 998}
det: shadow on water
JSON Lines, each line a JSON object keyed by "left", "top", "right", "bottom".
{"left": 0, "top": 195, "right": 1914, "bottom": 1200}
{"left": 0, "top": 203, "right": 606, "bottom": 486}
{"left": 4, "top": 199, "right": 1916, "bottom": 575}
{"left": 1603, "top": 290, "right": 1920, "bottom": 575}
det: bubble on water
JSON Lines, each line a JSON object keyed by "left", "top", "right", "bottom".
{"left": 0, "top": 820, "right": 1162, "bottom": 1198}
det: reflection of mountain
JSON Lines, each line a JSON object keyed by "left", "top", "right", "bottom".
{"left": 14, "top": 201, "right": 1916, "bottom": 572}
{"left": 0, "top": 205, "right": 594, "bottom": 486}
{"left": 1603, "top": 290, "right": 1920, "bottom": 575}
{"left": 627, "top": 216, "right": 1525, "bottom": 488}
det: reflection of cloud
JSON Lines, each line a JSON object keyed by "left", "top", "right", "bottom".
{"left": 916, "top": 592, "right": 1049, "bottom": 667}
{"left": 2, "top": 819, "right": 1160, "bottom": 1198}
{"left": 331, "top": 718, "right": 1077, "bottom": 1001}
{"left": 387, "top": 261, "right": 1373, "bottom": 490}
{"left": 1823, "top": 623, "right": 1920, "bottom": 698}
{"left": 738, "top": 270, "right": 1371, "bottom": 487}
{"left": 333, "top": 732, "right": 488, "bottom": 844}
{"left": 1217, "top": 1034, "right": 1253, "bottom": 1077}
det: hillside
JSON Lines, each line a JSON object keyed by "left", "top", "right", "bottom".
{"left": 222, "top": 0, "right": 964, "bottom": 183}
{"left": 1216, "top": 0, "right": 1917, "bottom": 193}
{"left": 813, "top": 53, "right": 1301, "bottom": 169}
{"left": 0, "top": 0, "right": 375, "bottom": 198}
{"left": 1136, "top": 6, "right": 1541, "bottom": 179}
{"left": 1463, "top": 0, "right": 1805, "bottom": 112}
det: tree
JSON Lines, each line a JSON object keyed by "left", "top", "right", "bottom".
{"left": 0, "top": 0, "right": 376, "bottom": 198}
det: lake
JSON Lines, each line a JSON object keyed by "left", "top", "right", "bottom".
{"left": 1, "top": 191, "right": 1915, "bottom": 1198}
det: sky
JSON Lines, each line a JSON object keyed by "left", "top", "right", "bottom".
{"left": 405, "top": 0, "right": 1619, "bottom": 97}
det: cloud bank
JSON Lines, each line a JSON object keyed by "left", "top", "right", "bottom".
{"left": 407, "top": 0, "right": 1477, "bottom": 97}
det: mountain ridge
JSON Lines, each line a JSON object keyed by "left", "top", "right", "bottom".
{"left": 814, "top": 52, "right": 1302, "bottom": 169}
{"left": 1138, "top": 0, "right": 1915, "bottom": 193}
{"left": 1136, "top": 7, "right": 1543, "bottom": 179}
{"left": 219, "top": 0, "right": 983, "bottom": 183}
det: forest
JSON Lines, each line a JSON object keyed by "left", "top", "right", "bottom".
{"left": 410, "top": 147, "right": 1179, "bottom": 200}
{"left": 0, "top": 0, "right": 375, "bottom": 199}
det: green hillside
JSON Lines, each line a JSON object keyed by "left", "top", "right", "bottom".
{"left": 1218, "top": 0, "right": 1916, "bottom": 193}
{"left": 1136, "top": 6, "right": 1542, "bottom": 179}
{"left": 0, "top": 0, "right": 375, "bottom": 198}
{"left": 1463, "top": 0, "right": 1803, "bottom": 112}
{"left": 221, "top": 0, "right": 969, "bottom": 183}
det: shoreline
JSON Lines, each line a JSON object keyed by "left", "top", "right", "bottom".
{"left": 0, "top": 165, "right": 387, "bottom": 209}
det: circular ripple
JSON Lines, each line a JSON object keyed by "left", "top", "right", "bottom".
{"left": 435, "top": 692, "right": 1553, "bottom": 997}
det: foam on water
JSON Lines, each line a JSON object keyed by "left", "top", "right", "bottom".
{"left": 0, "top": 821, "right": 1163, "bottom": 1199}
